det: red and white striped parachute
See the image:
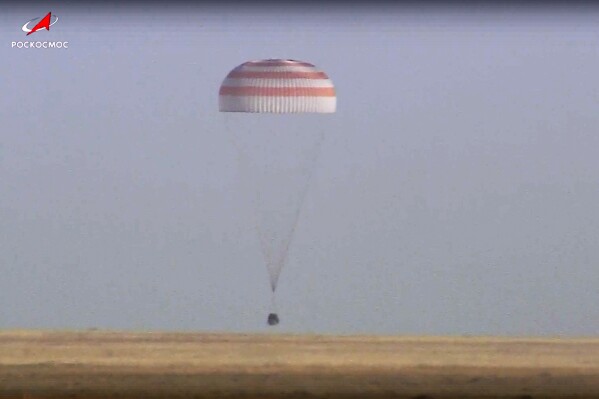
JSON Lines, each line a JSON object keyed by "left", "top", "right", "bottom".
{"left": 219, "top": 59, "right": 336, "bottom": 113}
{"left": 219, "top": 59, "right": 336, "bottom": 326}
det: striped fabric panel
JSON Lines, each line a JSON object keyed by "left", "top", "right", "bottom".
{"left": 219, "top": 59, "right": 336, "bottom": 113}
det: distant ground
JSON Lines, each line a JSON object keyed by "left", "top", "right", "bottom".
{"left": 0, "top": 331, "right": 598, "bottom": 398}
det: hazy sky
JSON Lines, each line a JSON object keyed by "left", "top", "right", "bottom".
{"left": 1, "top": 3, "right": 598, "bottom": 336}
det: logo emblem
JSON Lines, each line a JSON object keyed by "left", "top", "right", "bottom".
{"left": 22, "top": 12, "right": 58, "bottom": 36}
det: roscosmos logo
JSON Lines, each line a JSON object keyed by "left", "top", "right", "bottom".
{"left": 22, "top": 12, "right": 58, "bottom": 35}
{"left": 11, "top": 11, "right": 68, "bottom": 49}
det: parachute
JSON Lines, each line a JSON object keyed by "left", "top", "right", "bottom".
{"left": 219, "top": 59, "right": 336, "bottom": 326}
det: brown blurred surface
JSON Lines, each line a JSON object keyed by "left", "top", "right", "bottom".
{"left": 1, "top": 330, "right": 598, "bottom": 398}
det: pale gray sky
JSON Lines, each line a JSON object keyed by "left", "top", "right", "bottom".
{"left": 1, "top": 4, "right": 598, "bottom": 335}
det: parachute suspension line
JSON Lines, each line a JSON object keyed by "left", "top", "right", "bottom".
{"left": 273, "top": 127, "right": 326, "bottom": 290}
{"left": 224, "top": 117, "right": 326, "bottom": 295}
{"left": 271, "top": 291, "right": 277, "bottom": 311}
{"left": 223, "top": 116, "right": 275, "bottom": 291}
{"left": 225, "top": 117, "right": 281, "bottom": 327}
{"left": 268, "top": 291, "right": 279, "bottom": 326}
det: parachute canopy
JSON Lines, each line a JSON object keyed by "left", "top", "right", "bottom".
{"left": 219, "top": 59, "right": 336, "bottom": 113}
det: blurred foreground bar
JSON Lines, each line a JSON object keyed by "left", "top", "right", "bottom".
{"left": 1, "top": 331, "right": 598, "bottom": 398}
